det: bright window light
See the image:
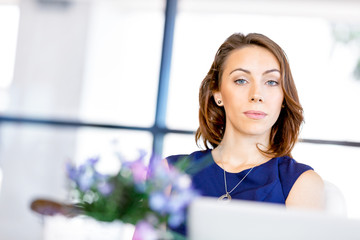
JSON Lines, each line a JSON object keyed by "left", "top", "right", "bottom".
{"left": 80, "top": 0, "right": 164, "bottom": 127}
{"left": 0, "top": 5, "right": 19, "bottom": 112}
{"left": 0, "top": 5, "right": 19, "bottom": 89}
{"left": 166, "top": 10, "right": 360, "bottom": 219}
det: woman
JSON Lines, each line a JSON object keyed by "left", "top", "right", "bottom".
{"left": 166, "top": 32, "right": 325, "bottom": 235}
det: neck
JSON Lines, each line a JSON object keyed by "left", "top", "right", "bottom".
{"left": 212, "top": 131, "right": 270, "bottom": 171}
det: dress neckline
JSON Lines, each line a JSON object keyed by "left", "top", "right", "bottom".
{"left": 203, "top": 149, "right": 276, "bottom": 174}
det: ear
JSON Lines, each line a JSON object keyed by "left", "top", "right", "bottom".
{"left": 213, "top": 91, "right": 223, "bottom": 106}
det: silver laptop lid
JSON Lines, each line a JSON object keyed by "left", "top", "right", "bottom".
{"left": 188, "top": 197, "right": 360, "bottom": 240}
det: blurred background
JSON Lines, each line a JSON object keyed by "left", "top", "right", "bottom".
{"left": 0, "top": 0, "right": 360, "bottom": 239}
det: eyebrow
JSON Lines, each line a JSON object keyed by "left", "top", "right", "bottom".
{"left": 229, "top": 68, "right": 280, "bottom": 75}
{"left": 263, "top": 69, "right": 281, "bottom": 75}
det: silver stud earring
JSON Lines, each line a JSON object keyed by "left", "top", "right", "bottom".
{"left": 217, "top": 99, "right": 222, "bottom": 105}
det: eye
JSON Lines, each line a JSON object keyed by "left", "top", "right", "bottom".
{"left": 266, "top": 80, "right": 279, "bottom": 86}
{"left": 234, "top": 79, "right": 248, "bottom": 85}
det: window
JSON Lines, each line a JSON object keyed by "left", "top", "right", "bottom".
{"left": 166, "top": 0, "right": 360, "bottom": 217}
{"left": 0, "top": 4, "right": 19, "bottom": 111}
{"left": 1, "top": 1, "right": 360, "bottom": 239}
{"left": 80, "top": 0, "right": 164, "bottom": 127}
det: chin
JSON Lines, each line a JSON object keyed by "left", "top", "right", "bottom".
{"left": 228, "top": 120, "right": 273, "bottom": 138}
{"left": 240, "top": 126, "right": 271, "bottom": 138}
{"left": 244, "top": 131, "right": 269, "bottom": 138}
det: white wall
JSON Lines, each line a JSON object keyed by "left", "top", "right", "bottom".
{"left": 0, "top": 1, "right": 91, "bottom": 239}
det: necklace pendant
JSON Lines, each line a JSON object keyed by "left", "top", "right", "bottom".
{"left": 218, "top": 192, "right": 232, "bottom": 202}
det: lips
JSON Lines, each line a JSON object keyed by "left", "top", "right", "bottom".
{"left": 243, "top": 110, "right": 267, "bottom": 120}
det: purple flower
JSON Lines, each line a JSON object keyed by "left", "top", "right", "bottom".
{"left": 149, "top": 192, "right": 168, "bottom": 212}
{"left": 148, "top": 158, "right": 172, "bottom": 189}
{"left": 97, "top": 181, "right": 113, "bottom": 196}
{"left": 133, "top": 221, "right": 158, "bottom": 240}
{"left": 129, "top": 160, "right": 148, "bottom": 183}
{"left": 65, "top": 149, "right": 199, "bottom": 232}
{"left": 93, "top": 170, "right": 112, "bottom": 185}
{"left": 87, "top": 156, "right": 99, "bottom": 166}
{"left": 78, "top": 170, "right": 95, "bottom": 191}
{"left": 168, "top": 210, "right": 185, "bottom": 228}
{"left": 166, "top": 194, "right": 188, "bottom": 213}
{"left": 66, "top": 163, "right": 78, "bottom": 182}
{"left": 146, "top": 154, "right": 161, "bottom": 178}
{"left": 66, "top": 157, "right": 101, "bottom": 192}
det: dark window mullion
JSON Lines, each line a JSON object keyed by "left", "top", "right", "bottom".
{"left": 152, "top": 0, "right": 178, "bottom": 157}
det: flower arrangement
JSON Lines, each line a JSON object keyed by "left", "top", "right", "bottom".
{"left": 63, "top": 150, "right": 198, "bottom": 240}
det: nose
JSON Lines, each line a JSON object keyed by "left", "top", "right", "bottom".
{"left": 250, "top": 95, "right": 263, "bottom": 102}
{"left": 249, "top": 83, "right": 263, "bottom": 103}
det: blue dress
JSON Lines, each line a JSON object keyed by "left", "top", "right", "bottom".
{"left": 166, "top": 149, "right": 313, "bottom": 236}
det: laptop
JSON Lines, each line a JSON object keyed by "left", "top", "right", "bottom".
{"left": 188, "top": 197, "right": 360, "bottom": 240}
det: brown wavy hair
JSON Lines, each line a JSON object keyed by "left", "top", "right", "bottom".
{"left": 195, "top": 33, "right": 303, "bottom": 158}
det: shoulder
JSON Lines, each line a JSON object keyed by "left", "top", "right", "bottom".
{"left": 165, "top": 149, "right": 211, "bottom": 164}
{"left": 276, "top": 156, "right": 314, "bottom": 200}
{"left": 286, "top": 170, "right": 325, "bottom": 210}
{"left": 277, "top": 156, "right": 313, "bottom": 174}
{"left": 165, "top": 149, "right": 213, "bottom": 175}
{"left": 276, "top": 156, "right": 325, "bottom": 209}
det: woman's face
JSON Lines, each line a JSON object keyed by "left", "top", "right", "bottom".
{"left": 213, "top": 45, "right": 284, "bottom": 139}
